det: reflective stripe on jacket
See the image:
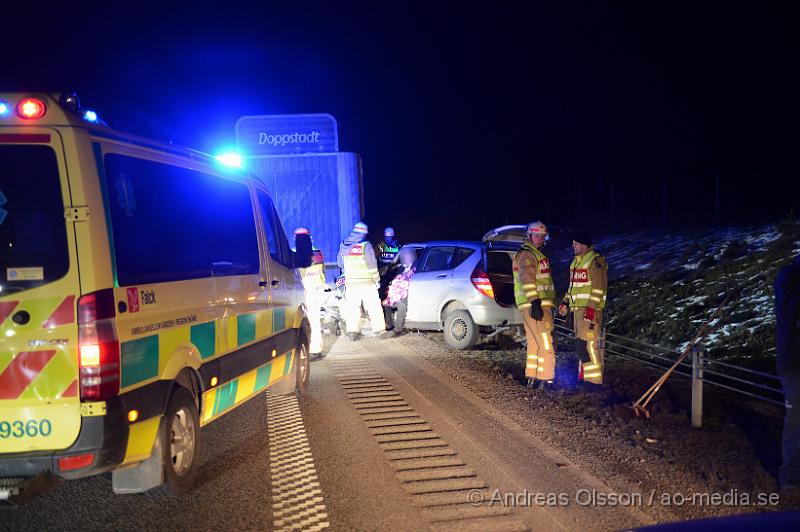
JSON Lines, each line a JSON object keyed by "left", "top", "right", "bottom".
{"left": 299, "top": 263, "right": 326, "bottom": 291}
{"left": 378, "top": 241, "right": 400, "bottom": 264}
{"left": 513, "top": 242, "right": 555, "bottom": 309}
{"left": 565, "top": 250, "right": 607, "bottom": 309}
{"left": 339, "top": 241, "right": 379, "bottom": 284}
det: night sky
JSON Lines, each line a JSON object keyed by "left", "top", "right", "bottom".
{"left": 2, "top": 2, "right": 797, "bottom": 241}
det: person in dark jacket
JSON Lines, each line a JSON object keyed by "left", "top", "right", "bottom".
{"left": 776, "top": 254, "right": 800, "bottom": 490}
{"left": 381, "top": 247, "right": 416, "bottom": 332}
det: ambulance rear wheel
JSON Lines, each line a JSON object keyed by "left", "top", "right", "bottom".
{"left": 296, "top": 331, "right": 311, "bottom": 394}
{"left": 161, "top": 387, "right": 200, "bottom": 495}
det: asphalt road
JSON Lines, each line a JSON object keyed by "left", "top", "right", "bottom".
{"left": 1, "top": 335, "right": 654, "bottom": 531}
{"left": 2, "top": 383, "right": 275, "bottom": 531}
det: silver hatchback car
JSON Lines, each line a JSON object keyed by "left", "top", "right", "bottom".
{"left": 401, "top": 226, "right": 528, "bottom": 349}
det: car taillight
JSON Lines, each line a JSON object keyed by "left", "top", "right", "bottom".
{"left": 470, "top": 268, "right": 495, "bottom": 299}
{"left": 77, "top": 289, "right": 120, "bottom": 401}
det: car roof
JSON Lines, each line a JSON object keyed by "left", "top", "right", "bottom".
{"left": 403, "top": 240, "right": 481, "bottom": 248}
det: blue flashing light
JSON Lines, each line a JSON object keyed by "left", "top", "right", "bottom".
{"left": 0, "top": 101, "right": 9, "bottom": 116}
{"left": 83, "top": 110, "right": 98, "bottom": 123}
{"left": 215, "top": 152, "right": 244, "bottom": 168}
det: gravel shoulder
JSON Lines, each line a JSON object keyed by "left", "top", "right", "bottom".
{"left": 396, "top": 330, "right": 797, "bottom": 522}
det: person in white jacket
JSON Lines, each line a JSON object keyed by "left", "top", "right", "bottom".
{"left": 294, "top": 227, "right": 325, "bottom": 355}
{"left": 337, "top": 221, "right": 391, "bottom": 341}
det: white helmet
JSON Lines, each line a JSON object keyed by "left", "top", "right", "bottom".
{"left": 526, "top": 221, "right": 548, "bottom": 237}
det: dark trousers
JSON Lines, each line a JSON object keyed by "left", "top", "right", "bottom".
{"left": 384, "top": 306, "right": 395, "bottom": 330}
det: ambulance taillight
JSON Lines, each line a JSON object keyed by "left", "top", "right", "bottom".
{"left": 77, "top": 289, "right": 120, "bottom": 401}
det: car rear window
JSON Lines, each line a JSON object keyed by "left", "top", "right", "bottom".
{"left": 0, "top": 145, "right": 69, "bottom": 295}
{"left": 453, "top": 247, "right": 475, "bottom": 268}
{"left": 486, "top": 250, "right": 514, "bottom": 273}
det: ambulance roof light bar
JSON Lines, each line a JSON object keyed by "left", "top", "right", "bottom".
{"left": 59, "top": 92, "right": 106, "bottom": 125}
{"left": 16, "top": 98, "right": 47, "bottom": 120}
{"left": 61, "top": 92, "right": 81, "bottom": 111}
{"left": 215, "top": 151, "right": 244, "bottom": 168}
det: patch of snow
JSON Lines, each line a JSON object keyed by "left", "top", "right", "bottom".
{"left": 636, "top": 262, "right": 651, "bottom": 270}
{"left": 677, "top": 295, "right": 708, "bottom": 306}
{"left": 745, "top": 230, "right": 781, "bottom": 249}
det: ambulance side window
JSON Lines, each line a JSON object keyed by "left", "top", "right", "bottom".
{"left": 256, "top": 191, "right": 291, "bottom": 268}
{"left": 104, "top": 154, "right": 260, "bottom": 285}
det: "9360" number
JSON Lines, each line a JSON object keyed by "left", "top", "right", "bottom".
{"left": 0, "top": 419, "right": 52, "bottom": 439}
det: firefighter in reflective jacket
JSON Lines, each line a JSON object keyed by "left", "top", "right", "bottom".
{"left": 559, "top": 232, "right": 608, "bottom": 385}
{"left": 513, "top": 221, "right": 556, "bottom": 389}
{"left": 337, "top": 221, "right": 390, "bottom": 341}
{"left": 294, "top": 227, "right": 325, "bottom": 355}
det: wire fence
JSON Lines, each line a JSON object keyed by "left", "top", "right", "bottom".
{"left": 552, "top": 317, "right": 786, "bottom": 408}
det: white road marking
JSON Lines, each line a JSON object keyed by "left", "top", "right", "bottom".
{"left": 267, "top": 392, "right": 330, "bottom": 531}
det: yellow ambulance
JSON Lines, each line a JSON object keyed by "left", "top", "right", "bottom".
{"left": 0, "top": 93, "right": 310, "bottom": 497}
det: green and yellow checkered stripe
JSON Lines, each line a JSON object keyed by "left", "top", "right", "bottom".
{"left": 200, "top": 350, "right": 294, "bottom": 425}
{"left": 120, "top": 307, "right": 290, "bottom": 390}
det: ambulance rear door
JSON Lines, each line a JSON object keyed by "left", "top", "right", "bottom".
{"left": 0, "top": 128, "right": 83, "bottom": 453}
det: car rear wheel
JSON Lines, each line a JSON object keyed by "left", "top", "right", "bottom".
{"left": 443, "top": 310, "right": 479, "bottom": 349}
{"left": 160, "top": 387, "right": 200, "bottom": 495}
